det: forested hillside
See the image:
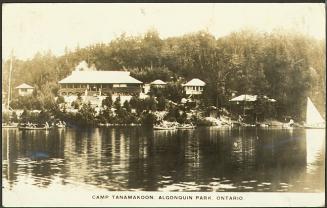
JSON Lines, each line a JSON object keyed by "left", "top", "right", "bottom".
{"left": 2, "top": 29, "right": 325, "bottom": 121}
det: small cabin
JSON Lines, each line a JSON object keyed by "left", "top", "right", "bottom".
{"left": 15, "top": 83, "right": 34, "bottom": 96}
{"left": 182, "top": 78, "right": 205, "bottom": 95}
{"left": 150, "top": 79, "right": 167, "bottom": 88}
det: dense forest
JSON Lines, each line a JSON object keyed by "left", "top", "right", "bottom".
{"left": 2, "top": 29, "right": 325, "bottom": 121}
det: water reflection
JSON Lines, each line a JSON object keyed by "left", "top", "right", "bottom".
{"left": 2, "top": 127, "right": 325, "bottom": 192}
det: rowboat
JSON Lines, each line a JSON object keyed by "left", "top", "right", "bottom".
{"left": 259, "top": 123, "right": 269, "bottom": 128}
{"left": 19, "top": 126, "right": 52, "bottom": 130}
{"left": 2, "top": 123, "right": 18, "bottom": 128}
{"left": 19, "top": 123, "right": 51, "bottom": 130}
{"left": 176, "top": 124, "right": 196, "bottom": 129}
{"left": 153, "top": 125, "right": 176, "bottom": 130}
{"left": 56, "top": 124, "right": 66, "bottom": 128}
{"left": 55, "top": 121, "right": 66, "bottom": 128}
{"left": 18, "top": 126, "right": 51, "bottom": 130}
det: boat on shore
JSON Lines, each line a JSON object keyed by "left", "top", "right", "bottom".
{"left": 19, "top": 126, "right": 52, "bottom": 130}
{"left": 54, "top": 121, "right": 66, "bottom": 128}
{"left": 176, "top": 123, "right": 196, "bottom": 129}
{"left": 282, "top": 119, "right": 294, "bottom": 129}
{"left": 153, "top": 125, "right": 176, "bottom": 130}
{"left": 18, "top": 123, "right": 51, "bottom": 130}
{"left": 2, "top": 123, "right": 18, "bottom": 128}
{"left": 153, "top": 121, "right": 177, "bottom": 130}
{"left": 99, "top": 123, "right": 141, "bottom": 127}
{"left": 257, "top": 123, "right": 269, "bottom": 128}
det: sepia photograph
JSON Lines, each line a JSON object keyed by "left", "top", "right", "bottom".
{"left": 2, "top": 2, "right": 325, "bottom": 207}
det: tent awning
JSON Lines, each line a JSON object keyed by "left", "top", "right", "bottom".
{"left": 229, "top": 94, "right": 257, "bottom": 102}
{"left": 229, "top": 94, "right": 277, "bottom": 102}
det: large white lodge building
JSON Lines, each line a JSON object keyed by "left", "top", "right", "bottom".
{"left": 58, "top": 70, "right": 143, "bottom": 97}
{"left": 58, "top": 61, "right": 206, "bottom": 106}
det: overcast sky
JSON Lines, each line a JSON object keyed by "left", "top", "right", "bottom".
{"left": 2, "top": 3, "right": 325, "bottom": 60}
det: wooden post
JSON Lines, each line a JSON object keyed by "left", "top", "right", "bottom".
{"left": 7, "top": 50, "right": 13, "bottom": 111}
{"left": 243, "top": 95, "right": 246, "bottom": 117}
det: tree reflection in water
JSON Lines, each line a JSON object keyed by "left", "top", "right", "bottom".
{"left": 2, "top": 127, "right": 325, "bottom": 192}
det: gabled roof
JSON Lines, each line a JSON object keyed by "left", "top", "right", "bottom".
{"left": 151, "top": 79, "right": 166, "bottom": 85}
{"left": 59, "top": 70, "right": 143, "bottom": 84}
{"left": 15, "top": 83, "right": 34, "bottom": 89}
{"left": 183, "top": 78, "right": 206, "bottom": 86}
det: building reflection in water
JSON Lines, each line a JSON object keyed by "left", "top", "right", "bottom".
{"left": 2, "top": 127, "right": 325, "bottom": 192}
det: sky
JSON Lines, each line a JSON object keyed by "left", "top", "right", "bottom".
{"left": 2, "top": 3, "right": 325, "bottom": 60}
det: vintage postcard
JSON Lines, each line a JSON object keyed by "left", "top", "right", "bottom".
{"left": 2, "top": 3, "right": 325, "bottom": 207}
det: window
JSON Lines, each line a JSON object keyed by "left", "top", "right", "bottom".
{"left": 113, "top": 84, "right": 127, "bottom": 88}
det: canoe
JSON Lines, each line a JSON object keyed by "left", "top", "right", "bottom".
{"left": 2, "top": 125, "right": 18, "bottom": 128}
{"left": 55, "top": 124, "right": 66, "bottom": 128}
{"left": 153, "top": 125, "right": 176, "bottom": 130}
{"left": 176, "top": 125, "right": 195, "bottom": 129}
{"left": 259, "top": 124, "right": 269, "bottom": 127}
{"left": 19, "top": 126, "right": 52, "bottom": 130}
{"left": 2, "top": 123, "right": 18, "bottom": 128}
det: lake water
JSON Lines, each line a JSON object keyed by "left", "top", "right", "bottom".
{"left": 2, "top": 127, "right": 325, "bottom": 193}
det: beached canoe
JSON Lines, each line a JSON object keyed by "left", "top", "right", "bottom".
{"left": 153, "top": 125, "right": 176, "bottom": 130}
{"left": 2, "top": 123, "right": 18, "bottom": 128}
{"left": 176, "top": 124, "right": 196, "bottom": 129}
{"left": 19, "top": 125, "right": 52, "bottom": 130}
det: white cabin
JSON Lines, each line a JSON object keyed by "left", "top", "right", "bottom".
{"left": 150, "top": 79, "right": 167, "bottom": 88}
{"left": 182, "top": 78, "right": 205, "bottom": 95}
{"left": 15, "top": 83, "right": 34, "bottom": 96}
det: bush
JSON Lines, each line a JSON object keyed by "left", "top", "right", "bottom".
{"left": 75, "top": 103, "right": 97, "bottom": 126}
{"left": 162, "top": 83, "right": 184, "bottom": 103}
{"left": 98, "top": 108, "right": 114, "bottom": 124}
{"left": 113, "top": 96, "right": 122, "bottom": 111}
{"left": 157, "top": 96, "right": 167, "bottom": 111}
{"left": 102, "top": 94, "right": 113, "bottom": 108}
{"left": 123, "top": 100, "right": 131, "bottom": 112}
{"left": 11, "top": 111, "right": 19, "bottom": 122}
{"left": 164, "top": 105, "right": 187, "bottom": 123}
{"left": 56, "top": 96, "right": 65, "bottom": 104}
{"left": 38, "top": 110, "right": 51, "bottom": 124}
{"left": 140, "top": 111, "right": 158, "bottom": 125}
{"left": 2, "top": 112, "right": 10, "bottom": 123}
{"left": 71, "top": 101, "right": 80, "bottom": 109}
